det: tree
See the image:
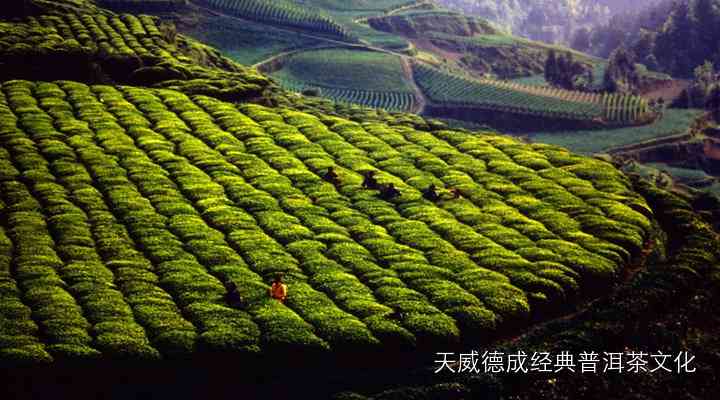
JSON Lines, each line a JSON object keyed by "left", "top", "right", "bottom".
{"left": 681, "top": 61, "right": 720, "bottom": 108}
{"left": 654, "top": 1, "right": 694, "bottom": 77}
{"left": 544, "top": 50, "right": 558, "bottom": 85}
{"left": 590, "top": 15, "right": 627, "bottom": 58}
{"left": 604, "top": 47, "right": 640, "bottom": 93}
{"left": 545, "top": 51, "right": 592, "bottom": 91}
{"left": 571, "top": 27, "right": 591, "bottom": 53}
{"left": 690, "top": 0, "right": 720, "bottom": 65}
{"left": 707, "top": 84, "right": 720, "bottom": 121}
{"left": 632, "top": 28, "right": 657, "bottom": 69}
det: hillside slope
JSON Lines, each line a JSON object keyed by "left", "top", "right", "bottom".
{"left": 0, "top": 0, "right": 655, "bottom": 360}
{"left": 1, "top": 2, "right": 719, "bottom": 400}
{"left": 0, "top": 7, "right": 272, "bottom": 102}
{"left": 0, "top": 77, "right": 656, "bottom": 361}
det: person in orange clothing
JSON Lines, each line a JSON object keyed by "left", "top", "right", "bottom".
{"left": 269, "top": 273, "right": 288, "bottom": 303}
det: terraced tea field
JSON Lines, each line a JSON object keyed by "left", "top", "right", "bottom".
{"left": 99, "top": 0, "right": 188, "bottom": 10}
{"left": 0, "top": 11, "right": 270, "bottom": 101}
{"left": 0, "top": 13, "right": 181, "bottom": 62}
{"left": 270, "top": 49, "right": 419, "bottom": 112}
{"left": 0, "top": 79, "right": 652, "bottom": 362}
{"left": 414, "top": 63, "right": 654, "bottom": 125}
{"left": 197, "top": 0, "right": 352, "bottom": 40}
{"left": 179, "top": 14, "right": 324, "bottom": 65}
{"left": 307, "top": 0, "right": 418, "bottom": 12}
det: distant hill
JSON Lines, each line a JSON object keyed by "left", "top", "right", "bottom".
{"left": 435, "top": 0, "right": 662, "bottom": 45}
{"left": 572, "top": 0, "right": 720, "bottom": 79}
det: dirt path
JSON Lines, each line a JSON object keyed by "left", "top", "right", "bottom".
{"left": 400, "top": 58, "right": 426, "bottom": 114}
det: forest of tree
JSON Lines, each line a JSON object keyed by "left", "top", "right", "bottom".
{"left": 572, "top": 0, "right": 720, "bottom": 79}
{"left": 544, "top": 50, "right": 594, "bottom": 91}
{"left": 674, "top": 60, "right": 720, "bottom": 112}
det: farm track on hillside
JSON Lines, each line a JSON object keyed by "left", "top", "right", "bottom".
{"left": 400, "top": 57, "right": 426, "bottom": 113}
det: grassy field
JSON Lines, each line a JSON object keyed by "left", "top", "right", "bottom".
{"left": 528, "top": 109, "right": 705, "bottom": 154}
{"left": 343, "top": 20, "right": 413, "bottom": 51}
{"left": 0, "top": 77, "right": 652, "bottom": 362}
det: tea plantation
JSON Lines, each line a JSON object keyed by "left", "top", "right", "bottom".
{"left": 0, "top": 76, "right": 656, "bottom": 362}
{"left": 414, "top": 63, "right": 654, "bottom": 125}
{"left": 271, "top": 49, "right": 418, "bottom": 112}
{"left": 0, "top": 10, "right": 271, "bottom": 101}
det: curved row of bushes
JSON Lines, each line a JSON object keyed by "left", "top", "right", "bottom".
{"left": 0, "top": 80, "right": 653, "bottom": 362}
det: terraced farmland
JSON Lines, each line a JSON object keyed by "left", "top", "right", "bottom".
{"left": 270, "top": 49, "right": 418, "bottom": 112}
{"left": 306, "top": 0, "right": 418, "bottom": 12}
{"left": 198, "top": 0, "right": 352, "bottom": 40}
{"left": 0, "top": 12, "right": 270, "bottom": 101}
{"left": 180, "top": 14, "right": 324, "bottom": 65}
{"left": 98, "top": 0, "right": 188, "bottom": 10}
{"left": 275, "top": 78, "right": 417, "bottom": 113}
{"left": 0, "top": 13, "right": 171, "bottom": 58}
{"left": 413, "top": 63, "right": 654, "bottom": 125}
{"left": 0, "top": 79, "right": 652, "bottom": 362}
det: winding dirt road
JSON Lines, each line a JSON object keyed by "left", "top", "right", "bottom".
{"left": 400, "top": 57, "right": 426, "bottom": 113}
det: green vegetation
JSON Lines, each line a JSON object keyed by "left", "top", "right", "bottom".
{"left": 180, "top": 15, "right": 323, "bottom": 65}
{"left": 275, "top": 80, "right": 417, "bottom": 113}
{"left": 579, "top": 0, "right": 720, "bottom": 79}
{"left": 98, "top": 0, "right": 188, "bottom": 9}
{"left": 2, "top": 3, "right": 718, "bottom": 400}
{"left": 426, "top": 30, "right": 601, "bottom": 76}
{"left": 414, "top": 63, "right": 653, "bottom": 125}
{"left": 0, "top": 12, "right": 271, "bottom": 101}
{"left": 271, "top": 49, "right": 417, "bottom": 112}
{"left": 367, "top": 10, "right": 498, "bottom": 38}
{"left": 199, "top": 0, "right": 352, "bottom": 40}
{"left": 529, "top": 109, "right": 705, "bottom": 154}
{"left": 0, "top": 78, "right": 651, "bottom": 361}
{"left": 303, "top": 0, "right": 416, "bottom": 12}
{"left": 339, "top": 176, "right": 720, "bottom": 400}
{"left": 273, "top": 49, "right": 412, "bottom": 93}
{"left": 513, "top": 63, "right": 669, "bottom": 90}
